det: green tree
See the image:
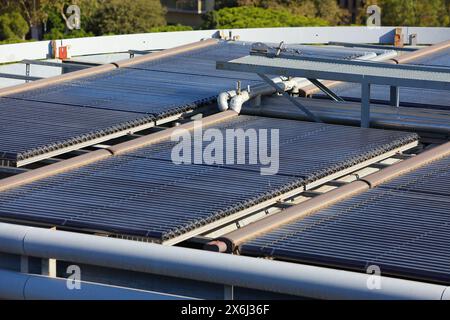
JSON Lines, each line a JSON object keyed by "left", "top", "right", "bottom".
{"left": 89, "top": 0, "right": 166, "bottom": 35}
{"left": 0, "top": 10, "right": 29, "bottom": 41}
{"left": 233, "top": 0, "right": 349, "bottom": 25}
{"left": 149, "top": 25, "right": 193, "bottom": 32}
{"left": 203, "top": 6, "right": 328, "bottom": 29}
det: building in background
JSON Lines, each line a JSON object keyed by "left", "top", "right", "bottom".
{"left": 161, "top": 0, "right": 215, "bottom": 27}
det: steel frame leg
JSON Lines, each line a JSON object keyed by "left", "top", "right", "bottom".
{"left": 390, "top": 86, "right": 400, "bottom": 107}
{"left": 361, "top": 82, "right": 371, "bottom": 128}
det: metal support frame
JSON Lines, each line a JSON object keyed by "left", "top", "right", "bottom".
{"left": 0, "top": 73, "right": 42, "bottom": 82}
{"left": 128, "top": 49, "right": 163, "bottom": 59}
{"left": 25, "top": 63, "right": 31, "bottom": 83}
{"left": 257, "top": 73, "right": 322, "bottom": 123}
{"left": 307, "top": 78, "right": 345, "bottom": 102}
{"left": 217, "top": 54, "right": 450, "bottom": 128}
{"left": 22, "top": 59, "right": 88, "bottom": 69}
{"left": 224, "top": 285, "right": 234, "bottom": 300}
{"left": 328, "top": 41, "right": 418, "bottom": 52}
{"left": 361, "top": 82, "right": 371, "bottom": 128}
{"left": 390, "top": 86, "right": 400, "bottom": 107}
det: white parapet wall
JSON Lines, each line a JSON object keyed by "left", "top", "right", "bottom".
{"left": 0, "top": 26, "right": 449, "bottom": 64}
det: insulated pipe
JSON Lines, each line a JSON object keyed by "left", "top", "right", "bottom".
{"left": 0, "top": 269, "right": 190, "bottom": 300}
{"left": 115, "top": 38, "right": 219, "bottom": 68}
{"left": 206, "top": 141, "right": 450, "bottom": 253}
{"left": 362, "top": 141, "right": 450, "bottom": 188}
{"left": 0, "top": 149, "right": 112, "bottom": 193}
{"left": 370, "top": 50, "right": 399, "bottom": 62}
{"left": 391, "top": 40, "right": 450, "bottom": 64}
{"left": 354, "top": 52, "right": 378, "bottom": 60}
{"left": 221, "top": 77, "right": 309, "bottom": 113}
{"left": 108, "top": 110, "right": 238, "bottom": 155}
{"left": 206, "top": 181, "right": 370, "bottom": 253}
{"left": 217, "top": 90, "right": 237, "bottom": 111}
{"left": 0, "top": 222, "right": 447, "bottom": 300}
{"left": 244, "top": 105, "right": 450, "bottom": 135}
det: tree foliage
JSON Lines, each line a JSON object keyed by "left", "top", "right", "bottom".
{"left": 148, "top": 25, "right": 193, "bottom": 33}
{"left": 0, "top": 0, "right": 168, "bottom": 41}
{"left": 217, "top": 0, "right": 349, "bottom": 25}
{"left": 89, "top": 0, "right": 166, "bottom": 35}
{"left": 1, "top": 0, "right": 449, "bottom": 43}
{"left": 359, "top": 0, "right": 450, "bottom": 27}
{"left": 203, "top": 6, "right": 329, "bottom": 29}
{"left": 0, "top": 10, "right": 29, "bottom": 41}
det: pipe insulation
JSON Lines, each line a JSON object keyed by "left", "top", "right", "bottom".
{"left": 217, "top": 51, "right": 383, "bottom": 112}
{"left": 217, "top": 77, "right": 308, "bottom": 113}
{"left": 206, "top": 141, "right": 450, "bottom": 253}
{"left": 0, "top": 222, "right": 448, "bottom": 300}
{"left": 0, "top": 269, "right": 191, "bottom": 300}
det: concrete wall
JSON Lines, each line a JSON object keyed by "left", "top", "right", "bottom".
{"left": 0, "top": 26, "right": 448, "bottom": 64}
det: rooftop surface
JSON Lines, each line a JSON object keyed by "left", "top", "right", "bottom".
{"left": 0, "top": 27, "right": 449, "bottom": 300}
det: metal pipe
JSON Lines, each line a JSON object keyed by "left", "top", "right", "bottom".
{"left": 362, "top": 141, "right": 450, "bottom": 187}
{"left": 243, "top": 106, "right": 450, "bottom": 135}
{"left": 0, "top": 39, "right": 219, "bottom": 98}
{"left": 219, "top": 51, "right": 379, "bottom": 111}
{"left": 0, "top": 64, "right": 117, "bottom": 97}
{"left": 108, "top": 110, "right": 238, "bottom": 155}
{"left": 0, "top": 150, "right": 111, "bottom": 193}
{"left": 206, "top": 181, "right": 370, "bottom": 252}
{"left": 220, "top": 77, "right": 310, "bottom": 113}
{"left": 207, "top": 141, "right": 450, "bottom": 253}
{"left": 0, "top": 222, "right": 447, "bottom": 300}
{"left": 391, "top": 39, "right": 450, "bottom": 64}
{"left": 115, "top": 38, "right": 219, "bottom": 68}
{"left": 0, "top": 269, "right": 190, "bottom": 300}
{"left": 370, "top": 50, "right": 398, "bottom": 62}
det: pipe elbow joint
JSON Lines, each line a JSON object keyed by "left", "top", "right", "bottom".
{"left": 229, "top": 91, "right": 250, "bottom": 114}
{"left": 217, "top": 91, "right": 237, "bottom": 111}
